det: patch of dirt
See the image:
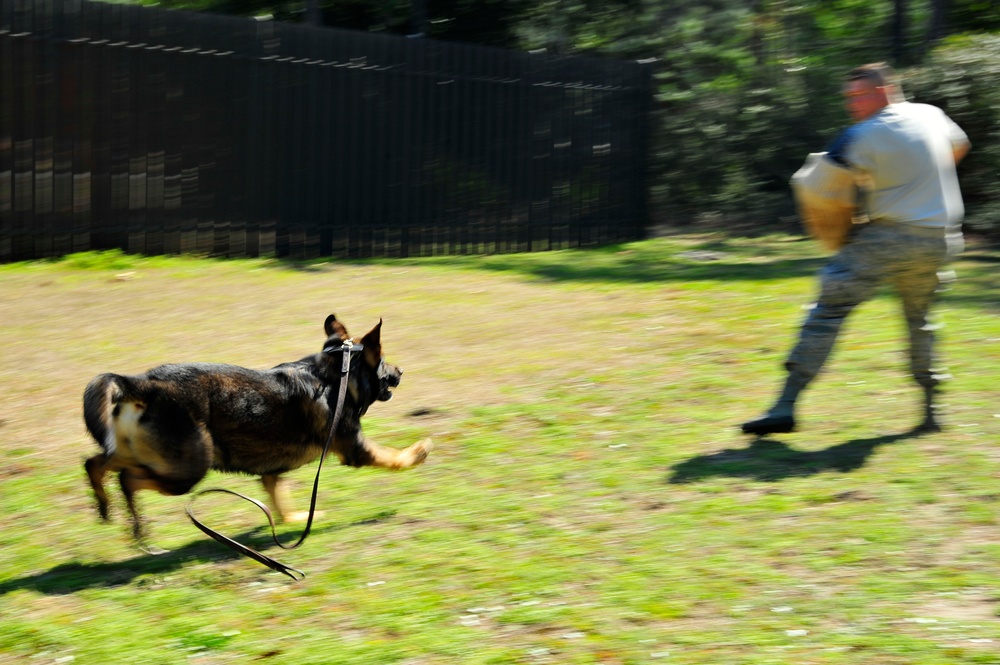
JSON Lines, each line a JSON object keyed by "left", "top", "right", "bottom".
{"left": 918, "top": 593, "right": 998, "bottom": 622}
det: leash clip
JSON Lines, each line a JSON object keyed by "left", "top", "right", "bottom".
{"left": 340, "top": 340, "right": 354, "bottom": 373}
{"left": 323, "top": 340, "right": 364, "bottom": 371}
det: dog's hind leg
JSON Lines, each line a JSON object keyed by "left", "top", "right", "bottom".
{"left": 119, "top": 467, "right": 163, "bottom": 552}
{"left": 114, "top": 396, "right": 214, "bottom": 550}
{"left": 84, "top": 454, "right": 115, "bottom": 521}
{"left": 119, "top": 466, "right": 204, "bottom": 554}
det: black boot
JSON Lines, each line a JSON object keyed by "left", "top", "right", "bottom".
{"left": 915, "top": 385, "right": 942, "bottom": 433}
{"left": 741, "top": 412, "right": 796, "bottom": 435}
{"left": 740, "top": 372, "right": 805, "bottom": 436}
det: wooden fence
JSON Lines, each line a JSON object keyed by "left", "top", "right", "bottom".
{"left": 0, "top": 0, "right": 652, "bottom": 260}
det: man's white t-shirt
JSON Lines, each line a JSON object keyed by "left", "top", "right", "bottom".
{"left": 845, "top": 102, "right": 968, "bottom": 228}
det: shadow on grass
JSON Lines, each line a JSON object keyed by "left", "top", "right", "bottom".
{"left": 438, "top": 256, "right": 826, "bottom": 285}
{"left": 273, "top": 237, "right": 1000, "bottom": 308}
{"left": 0, "top": 509, "right": 396, "bottom": 595}
{"left": 270, "top": 237, "right": 830, "bottom": 285}
{"left": 668, "top": 429, "right": 927, "bottom": 484}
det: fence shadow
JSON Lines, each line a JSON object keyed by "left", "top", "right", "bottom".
{"left": 667, "top": 429, "right": 927, "bottom": 484}
{"left": 336, "top": 236, "right": 830, "bottom": 284}
{"left": 450, "top": 256, "right": 825, "bottom": 285}
{"left": 0, "top": 510, "right": 396, "bottom": 595}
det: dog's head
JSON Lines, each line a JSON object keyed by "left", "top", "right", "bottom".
{"left": 323, "top": 314, "right": 402, "bottom": 407}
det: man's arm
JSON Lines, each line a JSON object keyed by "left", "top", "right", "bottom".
{"left": 825, "top": 125, "right": 857, "bottom": 167}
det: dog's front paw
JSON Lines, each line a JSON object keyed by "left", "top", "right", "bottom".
{"left": 282, "top": 510, "right": 325, "bottom": 524}
{"left": 407, "top": 438, "right": 433, "bottom": 466}
{"left": 138, "top": 542, "right": 169, "bottom": 556}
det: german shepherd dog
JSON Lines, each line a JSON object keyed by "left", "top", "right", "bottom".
{"left": 83, "top": 314, "right": 431, "bottom": 548}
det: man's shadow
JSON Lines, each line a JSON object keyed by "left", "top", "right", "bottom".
{"left": 0, "top": 509, "right": 397, "bottom": 595}
{"left": 668, "top": 429, "right": 926, "bottom": 484}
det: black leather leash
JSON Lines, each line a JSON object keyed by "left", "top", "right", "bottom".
{"left": 185, "top": 340, "right": 361, "bottom": 581}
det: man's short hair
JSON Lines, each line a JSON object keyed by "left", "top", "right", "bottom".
{"left": 846, "top": 62, "right": 904, "bottom": 101}
{"left": 845, "top": 62, "right": 897, "bottom": 88}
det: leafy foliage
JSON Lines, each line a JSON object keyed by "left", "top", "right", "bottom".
{"left": 947, "top": 0, "right": 1000, "bottom": 34}
{"left": 519, "top": 0, "right": 999, "bottom": 233}
{"left": 907, "top": 33, "right": 1000, "bottom": 234}
{"left": 128, "top": 0, "right": 1000, "bottom": 234}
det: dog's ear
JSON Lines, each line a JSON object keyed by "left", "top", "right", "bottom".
{"left": 359, "top": 319, "right": 383, "bottom": 366}
{"left": 324, "top": 314, "right": 350, "bottom": 340}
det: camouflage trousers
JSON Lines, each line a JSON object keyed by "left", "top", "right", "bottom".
{"left": 783, "top": 221, "right": 964, "bottom": 398}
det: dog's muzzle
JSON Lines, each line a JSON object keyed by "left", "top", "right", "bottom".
{"left": 377, "top": 359, "right": 402, "bottom": 402}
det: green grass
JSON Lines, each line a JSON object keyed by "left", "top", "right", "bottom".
{"left": 1, "top": 233, "right": 999, "bottom": 664}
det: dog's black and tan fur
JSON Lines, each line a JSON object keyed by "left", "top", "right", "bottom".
{"left": 83, "top": 314, "right": 431, "bottom": 546}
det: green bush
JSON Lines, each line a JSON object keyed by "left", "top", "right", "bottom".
{"left": 651, "top": 63, "right": 850, "bottom": 231}
{"left": 904, "top": 35, "right": 1000, "bottom": 236}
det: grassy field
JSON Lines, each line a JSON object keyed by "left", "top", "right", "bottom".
{"left": 0, "top": 233, "right": 998, "bottom": 665}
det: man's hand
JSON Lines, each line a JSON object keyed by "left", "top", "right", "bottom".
{"left": 954, "top": 140, "right": 971, "bottom": 165}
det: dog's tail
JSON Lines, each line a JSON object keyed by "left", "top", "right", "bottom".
{"left": 83, "top": 373, "right": 135, "bottom": 458}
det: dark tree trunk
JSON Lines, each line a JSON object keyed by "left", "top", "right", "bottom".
{"left": 928, "top": 0, "right": 950, "bottom": 42}
{"left": 892, "top": 0, "right": 907, "bottom": 64}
